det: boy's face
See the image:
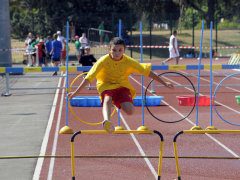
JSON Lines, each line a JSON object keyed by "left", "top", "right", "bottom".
{"left": 109, "top": 44, "right": 125, "bottom": 61}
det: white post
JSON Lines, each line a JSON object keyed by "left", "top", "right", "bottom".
{"left": 2, "top": 73, "right": 11, "bottom": 96}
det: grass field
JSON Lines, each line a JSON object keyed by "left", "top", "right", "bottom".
{"left": 11, "top": 29, "right": 240, "bottom": 64}
{"left": 130, "top": 29, "right": 240, "bottom": 59}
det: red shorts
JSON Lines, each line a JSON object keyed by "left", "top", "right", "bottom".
{"left": 101, "top": 87, "right": 133, "bottom": 109}
{"left": 61, "top": 50, "right": 66, "bottom": 59}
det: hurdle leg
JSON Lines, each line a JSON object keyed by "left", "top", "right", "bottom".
{"left": 173, "top": 131, "right": 183, "bottom": 180}
{"left": 154, "top": 130, "right": 164, "bottom": 180}
{"left": 70, "top": 131, "right": 81, "bottom": 180}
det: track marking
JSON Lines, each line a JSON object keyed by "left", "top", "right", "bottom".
{"left": 206, "top": 134, "right": 240, "bottom": 158}
{"left": 119, "top": 113, "right": 158, "bottom": 179}
{"left": 130, "top": 74, "right": 240, "bottom": 161}
{"left": 47, "top": 76, "right": 66, "bottom": 180}
{"left": 32, "top": 74, "right": 64, "bottom": 180}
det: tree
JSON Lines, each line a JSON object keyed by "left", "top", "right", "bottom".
{"left": 10, "top": 0, "right": 136, "bottom": 38}
{"left": 178, "top": 0, "right": 240, "bottom": 28}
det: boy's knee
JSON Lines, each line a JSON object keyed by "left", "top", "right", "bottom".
{"left": 123, "top": 106, "right": 134, "bottom": 115}
{"left": 126, "top": 109, "right": 134, "bottom": 115}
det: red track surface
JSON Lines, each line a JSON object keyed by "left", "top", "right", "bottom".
{"left": 39, "top": 58, "right": 240, "bottom": 180}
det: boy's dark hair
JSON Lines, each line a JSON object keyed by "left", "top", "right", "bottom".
{"left": 109, "top": 37, "right": 126, "bottom": 48}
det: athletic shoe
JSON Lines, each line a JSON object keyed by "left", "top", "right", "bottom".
{"left": 52, "top": 71, "right": 58, "bottom": 76}
{"left": 102, "top": 120, "right": 114, "bottom": 133}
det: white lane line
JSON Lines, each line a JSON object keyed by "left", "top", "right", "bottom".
{"left": 119, "top": 113, "right": 158, "bottom": 179}
{"left": 206, "top": 134, "right": 240, "bottom": 158}
{"left": 171, "top": 71, "right": 240, "bottom": 158}
{"left": 47, "top": 76, "right": 66, "bottom": 180}
{"left": 32, "top": 75, "right": 64, "bottom": 180}
{"left": 226, "top": 86, "right": 240, "bottom": 93}
{"left": 130, "top": 75, "right": 240, "bottom": 161}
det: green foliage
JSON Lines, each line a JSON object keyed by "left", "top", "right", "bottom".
{"left": 180, "top": 8, "right": 201, "bottom": 29}
{"left": 10, "top": 0, "right": 138, "bottom": 38}
{"left": 218, "top": 17, "right": 240, "bottom": 30}
{"left": 9, "top": 0, "right": 240, "bottom": 39}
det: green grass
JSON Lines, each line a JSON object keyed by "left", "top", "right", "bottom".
{"left": 11, "top": 29, "right": 240, "bottom": 64}
{"left": 130, "top": 29, "right": 240, "bottom": 59}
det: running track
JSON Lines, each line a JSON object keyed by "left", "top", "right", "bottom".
{"left": 35, "top": 59, "right": 240, "bottom": 180}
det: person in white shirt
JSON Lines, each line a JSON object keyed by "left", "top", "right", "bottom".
{"left": 57, "top": 30, "right": 66, "bottom": 65}
{"left": 162, "top": 30, "right": 180, "bottom": 65}
{"left": 79, "top": 33, "right": 88, "bottom": 55}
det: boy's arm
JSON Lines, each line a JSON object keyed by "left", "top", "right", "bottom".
{"left": 148, "top": 71, "right": 174, "bottom": 88}
{"left": 68, "top": 78, "right": 90, "bottom": 99}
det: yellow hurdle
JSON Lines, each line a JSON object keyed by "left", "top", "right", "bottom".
{"left": 70, "top": 129, "right": 164, "bottom": 180}
{"left": 173, "top": 129, "right": 240, "bottom": 180}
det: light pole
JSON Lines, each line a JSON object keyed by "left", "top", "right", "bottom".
{"left": 0, "top": 0, "right": 12, "bottom": 67}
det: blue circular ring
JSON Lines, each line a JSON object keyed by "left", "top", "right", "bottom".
{"left": 214, "top": 72, "right": 240, "bottom": 126}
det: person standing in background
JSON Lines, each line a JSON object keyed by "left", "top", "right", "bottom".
{"left": 162, "top": 30, "right": 180, "bottom": 65}
{"left": 57, "top": 30, "right": 66, "bottom": 66}
{"left": 79, "top": 33, "right": 88, "bottom": 55}
{"left": 79, "top": 46, "right": 96, "bottom": 72}
{"left": 45, "top": 36, "right": 52, "bottom": 66}
{"left": 36, "top": 39, "right": 46, "bottom": 67}
{"left": 74, "top": 35, "right": 81, "bottom": 62}
{"left": 98, "top": 21, "right": 104, "bottom": 45}
{"left": 51, "top": 33, "right": 62, "bottom": 76}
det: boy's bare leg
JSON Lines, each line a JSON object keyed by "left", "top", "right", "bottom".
{"left": 102, "top": 96, "right": 112, "bottom": 121}
{"left": 176, "top": 57, "right": 180, "bottom": 65}
{"left": 162, "top": 57, "right": 173, "bottom": 64}
{"left": 102, "top": 96, "right": 114, "bottom": 132}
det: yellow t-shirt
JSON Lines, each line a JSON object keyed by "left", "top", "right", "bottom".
{"left": 85, "top": 54, "right": 151, "bottom": 98}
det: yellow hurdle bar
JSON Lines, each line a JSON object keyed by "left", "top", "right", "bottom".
{"left": 70, "top": 129, "right": 163, "bottom": 180}
{"left": 183, "top": 130, "right": 240, "bottom": 134}
{"left": 173, "top": 130, "right": 240, "bottom": 180}
{"left": 80, "top": 129, "right": 154, "bottom": 134}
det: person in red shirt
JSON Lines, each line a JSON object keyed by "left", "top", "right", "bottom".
{"left": 36, "top": 39, "right": 46, "bottom": 66}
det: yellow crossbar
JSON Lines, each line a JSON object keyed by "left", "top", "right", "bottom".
{"left": 80, "top": 130, "right": 154, "bottom": 134}
{"left": 183, "top": 130, "right": 240, "bottom": 134}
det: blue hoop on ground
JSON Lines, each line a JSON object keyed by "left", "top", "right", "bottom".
{"left": 145, "top": 72, "right": 197, "bottom": 123}
{"left": 213, "top": 72, "right": 240, "bottom": 126}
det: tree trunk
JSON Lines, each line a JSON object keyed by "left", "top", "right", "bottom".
{"left": 206, "top": 0, "right": 216, "bottom": 28}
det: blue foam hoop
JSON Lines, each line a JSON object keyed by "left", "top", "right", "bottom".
{"left": 213, "top": 72, "right": 240, "bottom": 126}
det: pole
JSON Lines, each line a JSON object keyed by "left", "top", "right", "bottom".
{"left": 209, "top": 21, "right": 213, "bottom": 126}
{"left": 140, "top": 22, "right": 145, "bottom": 126}
{"left": 215, "top": 17, "right": 218, "bottom": 53}
{"left": 0, "top": 0, "right": 12, "bottom": 67}
{"left": 149, "top": 17, "right": 152, "bottom": 60}
{"left": 192, "top": 10, "right": 195, "bottom": 48}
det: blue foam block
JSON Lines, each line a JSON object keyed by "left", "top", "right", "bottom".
{"left": 134, "top": 96, "right": 164, "bottom": 106}
{"left": 70, "top": 96, "right": 164, "bottom": 107}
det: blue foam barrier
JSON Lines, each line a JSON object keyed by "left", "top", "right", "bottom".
{"left": 70, "top": 96, "right": 164, "bottom": 107}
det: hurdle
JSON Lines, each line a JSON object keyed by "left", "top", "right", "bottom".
{"left": 228, "top": 53, "right": 240, "bottom": 65}
{"left": 173, "top": 130, "right": 240, "bottom": 180}
{"left": 172, "top": 21, "right": 240, "bottom": 180}
{"left": 70, "top": 129, "right": 164, "bottom": 180}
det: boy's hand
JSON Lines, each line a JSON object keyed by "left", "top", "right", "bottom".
{"left": 165, "top": 82, "right": 174, "bottom": 88}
